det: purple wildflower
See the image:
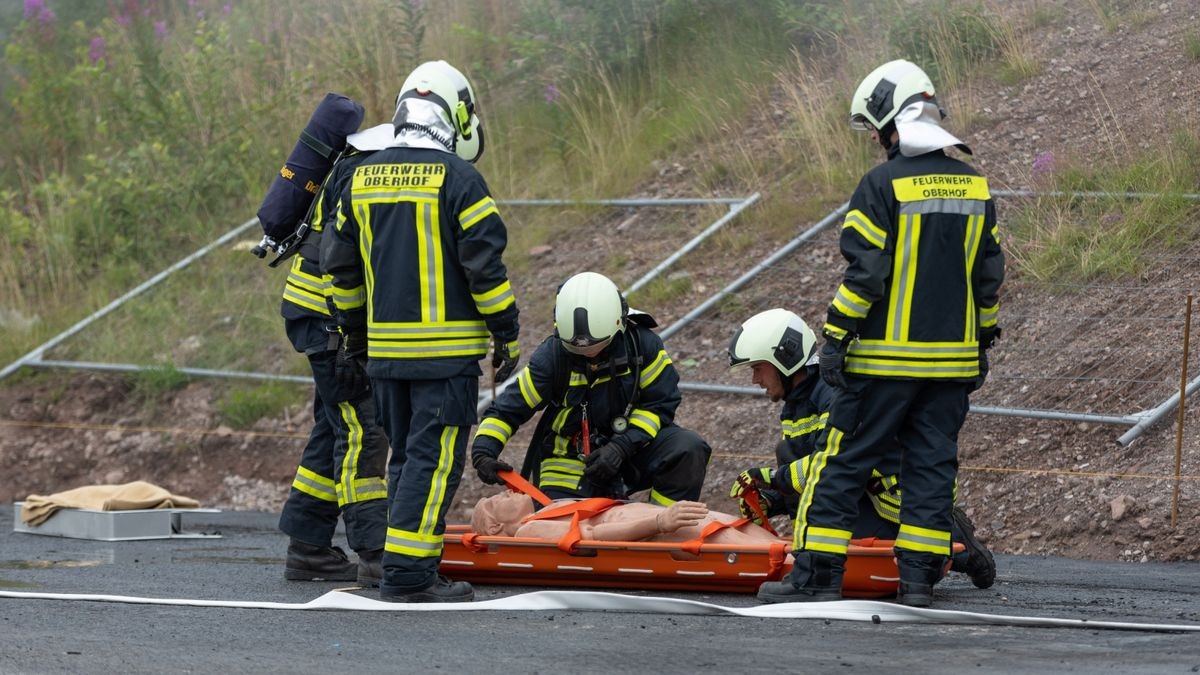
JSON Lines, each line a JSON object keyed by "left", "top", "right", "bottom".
{"left": 37, "top": 6, "right": 55, "bottom": 23}
{"left": 222, "top": 3, "right": 232, "bottom": 16}
{"left": 116, "top": 14, "right": 130, "bottom": 26}
{"left": 1032, "top": 151, "right": 1055, "bottom": 177}
{"left": 23, "top": 0, "right": 44, "bottom": 20}
{"left": 154, "top": 20, "right": 168, "bottom": 39}
{"left": 89, "top": 35, "right": 106, "bottom": 64}
{"left": 544, "top": 83, "right": 561, "bottom": 104}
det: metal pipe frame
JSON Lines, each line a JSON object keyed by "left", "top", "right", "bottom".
{"left": 29, "top": 359, "right": 312, "bottom": 384}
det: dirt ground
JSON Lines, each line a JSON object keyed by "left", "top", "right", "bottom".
{"left": 2, "top": 0, "right": 1199, "bottom": 564}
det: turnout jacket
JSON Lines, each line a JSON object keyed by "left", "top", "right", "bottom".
{"left": 764, "top": 368, "right": 901, "bottom": 523}
{"left": 824, "top": 148, "right": 1005, "bottom": 380}
{"left": 472, "top": 322, "right": 679, "bottom": 490}
{"left": 280, "top": 149, "right": 376, "bottom": 323}
{"left": 321, "top": 146, "right": 519, "bottom": 380}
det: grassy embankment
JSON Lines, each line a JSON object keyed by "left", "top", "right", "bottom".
{"left": 1, "top": 0, "right": 1194, "bottom": 426}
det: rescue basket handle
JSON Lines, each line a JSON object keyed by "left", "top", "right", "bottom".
{"left": 498, "top": 469, "right": 553, "bottom": 507}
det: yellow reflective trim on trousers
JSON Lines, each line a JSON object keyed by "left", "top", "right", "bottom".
{"left": 418, "top": 425, "right": 458, "bottom": 536}
{"left": 892, "top": 174, "right": 990, "bottom": 202}
{"left": 896, "top": 523, "right": 951, "bottom": 555}
{"left": 337, "top": 401, "right": 366, "bottom": 503}
{"left": 517, "top": 368, "right": 542, "bottom": 409}
{"left": 293, "top": 465, "right": 337, "bottom": 502}
{"left": 842, "top": 209, "right": 887, "bottom": 248}
{"left": 385, "top": 527, "right": 443, "bottom": 558}
{"left": 629, "top": 409, "right": 661, "bottom": 437}
{"left": 475, "top": 417, "right": 513, "bottom": 445}
{"left": 867, "top": 493, "right": 901, "bottom": 524}
{"left": 832, "top": 283, "right": 871, "bottom": 319}
{"left": 649, "top": 489, "right": 675, "bottom": 507}
{"left": 639, "top": 350, "right": 671, "bottom": 389}
{"left": 794, "top": 427, "right": 843, "bottom": 550}
{"left": 803, "top": 526, "right": 852, "bottom": 555}
{"left": 336, "top": 477, "right": 388, "bottom": 505}
{"left": 459, "top": 196, "right": 498, "bottom": 231}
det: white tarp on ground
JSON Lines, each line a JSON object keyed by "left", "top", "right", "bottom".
{"left": 1, "top": 589, "right": 1197, "bottom": 633}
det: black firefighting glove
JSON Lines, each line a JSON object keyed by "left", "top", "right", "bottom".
{"left": 818, "top": 335, "right": 851, "bottom": 390}
{"left": 728, "top": 468, "right": 778, "bottom": 525}
{"left": 335, "top": 328, "right": 369, "bottom": 397}
{"left": 492, "top": 337, "right": 520, "bottom": 382}
{"left": 472, "top": 452, "right": 513, "bottom": 486}
{"left": 583, "top": 439, "right": 632, "bottom": 483}
{"left": 970, "top": 326, "right": 1001, "bottom": 393}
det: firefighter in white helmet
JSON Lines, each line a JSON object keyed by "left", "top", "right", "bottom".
{"left": 471, "top": 272, "right": 711, "bottom": 506}
{"left": 759, "top": 59, "right": 1004, "bottom": 608}
{"left": 323, "top": 60, "right": 521, "bottom": 603}
{"left": 728, "top": 308, "right": 995, "bottom": 591}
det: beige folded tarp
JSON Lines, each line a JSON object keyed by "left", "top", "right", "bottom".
{"left": 20, "top": 481, "right": 201, "bottom": 526}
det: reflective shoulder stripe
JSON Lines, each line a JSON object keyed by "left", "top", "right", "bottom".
{"left": 639, "top": 350, "right": 671, "bottom": 389}
{"left": 517, "top": 368, "right": 542, "bottom": 409}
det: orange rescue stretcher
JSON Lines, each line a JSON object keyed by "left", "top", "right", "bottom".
{"left": 438, "top": 471, "right": 914, "bottom": 597}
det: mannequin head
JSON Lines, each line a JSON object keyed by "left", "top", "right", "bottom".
{"left": 471, "top": 490, "right": 538, "bottom": 536}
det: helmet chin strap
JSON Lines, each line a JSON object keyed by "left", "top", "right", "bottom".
{"left": 877, "top": 120, "right": 898, "bottom": 152}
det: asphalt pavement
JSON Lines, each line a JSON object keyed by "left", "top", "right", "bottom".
{"left": 1, "top": 505, "right": 1198, "bottom": 674}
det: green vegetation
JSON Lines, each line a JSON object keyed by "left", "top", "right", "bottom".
{"left": 1185, "top": 32, "right": 1200, "bottom": 61}
{"left": 130, "top": 364, "right": 190, "bottom": 402}
{"left": 217, "top": 381, "right": 304, "bottom": 429}
{"left": 1, "top": 0, "right": 1190, "bottom": 414}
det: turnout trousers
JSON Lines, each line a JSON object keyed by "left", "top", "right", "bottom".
{"left": 793, "top": 377, "right": 970, "bottom": 579}
{"left": 374, "top": 375, "right": 478, "bottom": 593}
{"left": 541, "top": 425, "right": 712, "bottom": 505}
{"left": 278, "top": 317, "right": 389, "bottom": 553}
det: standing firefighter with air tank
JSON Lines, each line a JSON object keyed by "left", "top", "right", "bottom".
{"left": 322, "top": 60, "right": 522, "bottom": 603}
{"left": 757, "top": 60, "right": 1004, "bottom": 607}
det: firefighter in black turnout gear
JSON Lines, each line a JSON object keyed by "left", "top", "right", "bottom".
{"left": 728, "top": 308, "right": 995, "bottom": 589}
{"left": 758, "top": 60, "right": 1004, "bottom": 608}
{"left": 322, "top": 60, "right": 520, "bottom": 603}
{"left": 471, "top": 272, "right": 710, "bottom": 505}
{"left": 268, "top": 100, "right": 391, "bottom": 586}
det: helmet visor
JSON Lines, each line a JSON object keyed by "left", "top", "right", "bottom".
{"left": 849, "top": 113, "right": 875, "bottom": 131}
{"left": 561, "top": 334, "right": 614, "bottom": 358}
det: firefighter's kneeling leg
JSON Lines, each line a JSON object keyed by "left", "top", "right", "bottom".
{"left": 630, "top": 425, "right": 711, "bottom": 504}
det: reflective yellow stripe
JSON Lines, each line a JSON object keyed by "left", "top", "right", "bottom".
{"left": 850, "top": 340, "right": 978, "bottom": 359}
{"left": 794, "top": 427, "right": 842, "bottom": 550}
{"left": 331, "top": 285, "right": 366, "bottom": 311}
{"left": 471, "top": 279, "right": 515, "bottom": 315}
{"left": 385, "top": 527, "right": 443, "bottom": 558}
{"left": 459, "top": 196, "right": 498, "bottom": 231}
{"left": 845, "top": 356, "right": 979, "bottom": 378}
{"left": 639, "top": 350, "right": 671, "bottom": 389}
{"left": 648, "top": 489, "right": 675, "bottom": 507}
{"left": 963, "top": 213, "right": 983, "bottom": 341}
{"left": 418, "top": 425, "right": 458, "bottom": 536}
{"left": 803, "top": 526, "right": 852, "bottom": 555}
{"left": 886, "top": 213, "right": 921, "bottom": 342}
{"left": 540, "top": 457, "right": 584, "bottom": 491}
{"left": 283, "top": 286, "right": 331, "bottom": 315}
{"left": 892, "top": 174, "right": 990, "bottom": 202}
{"left": 979, "top": 303, "right": 999, "bottom": 328}
{"left": 823, "top": 323, "right": 849, "bottom": 341}
{"left": 368, "top": 337, "right": 490, "bottom": 359}
{"left": 781, "top": 413, "right": 824, "bottom": 439}
{"left": 353, "top": 204, "right": 375, "bottom": 323}
{"left": 368, "top": 321, "right": 488, "bottom": 340}
{"left": 476, "top": 417, "right": 513, "bottom": 445}
{"left": 628, "top": 409, "right": 661, "bottom": 437}
{"left": 832, "top": 283, "right": 871, "bottom": 319}
{"left": 292, "top": 465, "right": 337, "bottom": 502}
{"left": 895, "top": 523, "right": 951, "bottom": 555}
{"left": 842, "top": 209, "right": 887, "bottom": 248}
{"left": 990, "top": 224, "right": 1000, "bottom": 243}
{"left": 517, "top": 368, "right": 542, "bottom": 409}
{"left": 337, "top": 401, "right": 365, "bottom": 504}
{"left": 414, "top": 200, "right": 445, "bottom": 323}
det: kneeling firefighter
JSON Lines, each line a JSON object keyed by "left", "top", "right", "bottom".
{"left": 258, "top": 94, "right": 392, "bottom": 586}
{"left": 471, "top": 271, "right": 711, "bottom": 505}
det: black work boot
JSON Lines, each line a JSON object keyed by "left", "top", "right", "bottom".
{"left": 284, "top": 539, "right": 358, "bottom": 582}
{"left": 895, "top": 549, "right": 946, "bottom": 608}
{"left": 757, "top": 552, "right": 845, "bottom": 604}
{"left": 380, "top": 575, "right": 474, "bottom": 603}
{"left": 949, "top": 507, "right": 996, "bottom": 589}
{"left": 356, "top": 549, "right": 383, "bottom": 588}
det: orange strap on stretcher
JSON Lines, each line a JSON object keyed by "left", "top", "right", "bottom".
{"left": 497, "top": 469, "right": 552, "bottom": 507}
{"left": 523, "top": 497, "right": 623, "bottom": 553}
